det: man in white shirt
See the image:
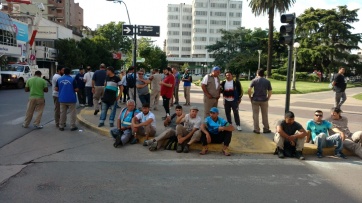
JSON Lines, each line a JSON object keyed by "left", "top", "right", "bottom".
{"left": 175, "top": 106, "right": 202, "bottom": 153}
{"left": 83, "top": 66, "right": 94, "bottom": 107}
{"left": 52, "top": 66, "right": 64, "bottom": 128}
{"left": 131, "top": 103, "right": 157, "bottom": 144}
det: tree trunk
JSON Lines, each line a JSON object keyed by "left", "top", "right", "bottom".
{"left": 267, "top": 9, "right": 274, "bottom": 78}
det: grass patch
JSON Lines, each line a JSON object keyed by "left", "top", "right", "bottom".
{"left": 353, "top": 93, "right": 362, "bottom": 100}
{"left": 193, "top": 78, "right": 360, "bottom": 94}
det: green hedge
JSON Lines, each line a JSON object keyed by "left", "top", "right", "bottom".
{"left": 271, "top": 72, "right": 320, "bottom": 82}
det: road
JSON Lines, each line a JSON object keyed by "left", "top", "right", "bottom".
{"left": 0, "top": 87, "right": 361, "bottom": 202}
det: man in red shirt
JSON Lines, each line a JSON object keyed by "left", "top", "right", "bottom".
{"left": 160, "top": 67, "right": 175, "bottom": 120}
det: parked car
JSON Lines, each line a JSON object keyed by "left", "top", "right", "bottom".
{"left": 70, "top": 69, "right": 80, "bottom": 78}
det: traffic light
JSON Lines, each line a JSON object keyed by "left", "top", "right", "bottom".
{"left": 279, "top": 13, "right": 295, "bottom": 45}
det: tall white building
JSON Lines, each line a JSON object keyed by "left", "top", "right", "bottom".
{"left": 166, "top": 0, "right": 242, "bottom": 68}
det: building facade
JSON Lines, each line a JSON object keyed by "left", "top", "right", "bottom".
{"left": 166, "top": 0, "right": 242, "bottom": 72}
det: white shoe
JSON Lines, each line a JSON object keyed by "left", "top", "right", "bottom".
{"left": 237, "top": 125, "right": 242, "bottom": 131}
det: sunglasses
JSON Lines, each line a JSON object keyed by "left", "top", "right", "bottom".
{"left": 209, "top": 112, "right": 216, "bottom": 114}
{"left": 315, "top": 114, "right": 323, "bottom": 117}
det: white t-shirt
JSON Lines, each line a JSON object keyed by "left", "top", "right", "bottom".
{"left": 52, "top": 73, "right": 61, "bottom": 97}
{"left": 224, "top": 80, "right": 234, "bottom": 101}
{"left": 135, "top": 111, "right": 156, "bottom": 128}
{"left": 83, "top": 71, "right": 94, "bottom": 87}
{"left": 201, "top": 74, "right": 219, "bottom": 89}
{"left": 183, "top": 114, "right": 201, "bottom": 132}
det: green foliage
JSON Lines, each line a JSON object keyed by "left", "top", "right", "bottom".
{"left": 353, "top": 93, "right": 362, "bottom": 100}
{"left": 296, "top": 6, "right": 362, "bottom": 75}
{"left": 55, "top": 39, "right": 83, "bottom": 68}
{"left": 137, "top": 38, "right": 167, "bottom": 72}
{"left": 181, "top": 63, "right": 190, "bottom": 72}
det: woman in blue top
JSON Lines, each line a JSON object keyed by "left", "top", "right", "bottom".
{"left": 199, "top": 107, "right": 235, "bottom": 156}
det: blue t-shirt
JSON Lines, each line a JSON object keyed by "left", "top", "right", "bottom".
{"left": 56, "top": 75, "right": 77, "bottom": 103}
{"left": 92, "top": 70, "right": 107, "bottom": 86}
{"left": 119, "top": 108, "right": 140, "bottom": 127}
{"left": 183, "top": 73, "right": 191, "bottom": 87}
{"left": 204, "top": 116, "right": 230, "bottom": 135}
{"left": 306, "top": 120, "right": 332, "bottom": 141}
{"left": 75, "top": 73, "right": 85, "bottom": 89}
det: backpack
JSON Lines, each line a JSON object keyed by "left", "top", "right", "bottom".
{"left": 165, "top": 135, "right": 178, "bottom": 150}
{"left": 126, "top": 74, "right": 136, "bottom": 88}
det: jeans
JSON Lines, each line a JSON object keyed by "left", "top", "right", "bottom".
{"left": 99, "top": 101, "right": 117, "bottom": 124}
{"left": 85, "top": 87, "right": 93, "bottom": 106}
{"left": 314, "top": 133, "right": 343, "bottom": 154}
{"left": 224, "top": 100, "right": 240, "bottom": 126}
{"left": 200, "top": 129, "right": 232, "bottom": 147}
{"left": 139, "top": 93, "right": 150, "bottom": 105}
{"left": 335, "top": 91, "right": 347, "bottom": 109}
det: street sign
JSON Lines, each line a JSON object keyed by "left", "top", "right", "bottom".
{"left": 138, "top": 25, "right": 160, "bottom": 37}
{"left": 122, "top": 25, "right": 133, "bottom": 36}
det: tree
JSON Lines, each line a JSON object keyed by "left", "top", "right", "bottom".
{"left": 296, "top": 6, "right": 362, "bottom": 76}
{"left": 94, "top": 22, "right": 132, "bottom": 52}
{"left": 248, "top": 0, "right": 296, "bottom": 77}
{"left": 206, "top": 27, "right": 268, "bottom": 77}
{"left": 138, "top": 38, "right": 167, "bottom": 72}
{"left": 55, "top": 39, "right": 83, "bottom": 68}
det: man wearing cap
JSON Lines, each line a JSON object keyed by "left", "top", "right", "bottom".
{"left": 98, "top": 66, "right": 122, "bottom": 128}
{"left": 182, "top": 68, "right": 192, "bottom": 106}
{"left": 248, "top": 69, "right": 272, "bottom": 134}
{"left": 83, "top": 66, "right": 94, "bottom": 107}
{"left": 160, "top": 67, "right": 175, "bottom": 119}
{"left": 149, "top": 68, "right": 162, "bottom": 110}
{"left": 175, "top": 106, "right": 202, "bottom": 153}
{"left": 201, "top": 66, "right": 221, "bottom": 118}
{"left": 200, "top": 107, "right": 235, "bottom": 156}
{"left": 92, "top": 63, "right": 107, "bottom": 115}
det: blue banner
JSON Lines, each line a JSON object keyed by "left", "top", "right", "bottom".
{"left": 13, "top": 21, "right": 28, "bottom": 42}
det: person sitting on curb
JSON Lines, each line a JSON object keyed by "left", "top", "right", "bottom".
{"left": 274, "top": 111, "right": 308, "bottom": 160}
{"left": 110, "top": 99, "right": 140, "bottom": 147}
{"left": 199, "top": 107, "right": 235, "bottom": 156}
{"left": 306, "top": 110, "right": 346, "bottom": 159}
{"left": 131, "top": 103, "right": 157, "bottom": 144}
{"left": 175, "top": 106, "right": 202, "bottom": 153}
{"left": 144, "top": 105, "right": 184, "bottom": 151}
{"left": 328, "top": 107, "right": 362, "bottom": 159}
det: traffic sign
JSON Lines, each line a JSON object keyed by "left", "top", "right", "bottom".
{"left": 138, "top": 25, "right": 160, "bottom": 37}
{"left": 122, "top": 25, "right": 134, "bottom": 36}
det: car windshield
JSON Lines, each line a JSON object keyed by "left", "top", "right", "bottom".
{"left": 1, "top": 65, "right": 24, "bottom": 72}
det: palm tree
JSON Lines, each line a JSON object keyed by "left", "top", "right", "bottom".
{"left": 248, "top": 0, "right": 296, "bottom": 78}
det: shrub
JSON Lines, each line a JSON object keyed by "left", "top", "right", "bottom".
{"left": 271, "top": 73, "right": 287, "bottom": 81}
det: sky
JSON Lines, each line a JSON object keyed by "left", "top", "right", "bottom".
{"left": 75, "top": 0, "right": 362, "bottom": 50}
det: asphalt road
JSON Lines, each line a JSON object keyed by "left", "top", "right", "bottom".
{"left": 0, "top": 86, "right": 57, "bottom": 147}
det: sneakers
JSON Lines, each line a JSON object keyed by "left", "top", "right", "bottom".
{"left": 236, "top": 125, "right": 242, "bottom": 131}
{"left": 113, "top": 135, "right": 123, "bottom": 148}
{"left": 295, "top": 151, "right": 305, "bottom": 160}
{"left": 316, "top": 152, "right": 323, "bottom": 158}
{"left": 176, "top": 144, "right": 183, "bottom": 153}
{"left": 94, "top": 110, "right": 99, "bottom": 115}
{"left": 70, "top": 127, "right": 78, "bottom": 131}
{"left": 130, "top": 137, "right": 139, "bottom": 144}
{"left": 335, "top": 152, "right": 347, "bottom": 159}
{"left": 22, "top": 124, "right": 28, "bottom": 128}
{"left": 34, "top": 125, "right": 43, "bottom": 129}
{"left": 183, "top": 144, "right": 190, "bottom": 153}
{"left": 278, "top": 148, "right": 285, "bottom": 158}
{"left": 143, "top": 140, "right": 154, "bottom": 146}
{"left": 80, "top": 104, "right": 85, "bottom": 107}
{"left": 149, "top": 141, "right": 158, "bottom": 151}
{"left": 98, "top": 123, "right": 104, "bottom": 127}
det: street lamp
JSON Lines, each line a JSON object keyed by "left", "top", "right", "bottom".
{"left": 291, "top": 42, "right": 300, "bottom": 90}
{"left": 257, "top": 50, "right": 262, "bottom": 69}
{"left": 106, "top": 0, "right": 131, "bottom": 25}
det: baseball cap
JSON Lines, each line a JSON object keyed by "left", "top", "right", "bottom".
{"left": 210, "top": 107, "right": 219, "bottom": 113}
{"left": 212, "top": 66, "right": 220, "bottom": 71}
{"left": 190, "top": 106, "right": 199, "bottom": 111}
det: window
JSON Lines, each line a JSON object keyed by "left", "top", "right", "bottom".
{"left": 230, "top": 4, "right": 236, "bottom": 8}
{"left": 210, "top": 3, "right": 227, "bottom": 8}
{"left": 168, "top": 15, "right": 178, "bottom": 20}
{"left": 214, "top": 12, "right": 226, "bottom": 16}
{"left": 182, "top": 23, "right": 192, "bottom": 28}
{"left": 210, "top": 20, "right": 226, "bottom": 25}
{"left": 232, "top": 21, "right": 241, "bottom": 26}
{"left": 0, "top": 12, "right": 17, "bottom": 47}
{"left": 170, "top": 23, "right": 180, "bottom": 28}
{"left": 195, "top": 11, "right": 207, "bottom": 16}
{"left": 229, "top": 12, "right": 234, "bottom": 17}
{"left": 182, "top": 31, "right": 191, "bottom": 36}
{"left": 193, "top": 45, "right": 205, "bottom": 50}
{"left": 168, "top": 7, "right": 179, "bottom": 12}
{"left": 168, "top": 39, "right": 179, "bottom": 43}
{"left": 193, "top": 37, "right": 207, "bottom": 42}
{"left": 168, "top": 47, "right": 179, "bottom": 51}
{"left": 194, "top": 28, "right": 207, "bottom": 33}
{"left": 194, "top": 19, "right": 207, "bottom": 25}
{"left": 182, "top": 39, "right": 191, "bottom": 43}
{"left": 168, "top": 31, "right": 180, "bottom": 35}
{"left": 182, "top": 47, "right": 191, "bottom": 51}
{"left": 183, "top": 7, "right": 192, "bottom": 12}
{"left": 236, "top": 12, "right": 242, "bottom": 17}
{"left": 182, "top": 16, "right": 192, "bottom": 20}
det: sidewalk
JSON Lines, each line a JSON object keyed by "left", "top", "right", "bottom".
{"left": 77, "top": 85, "right": 362, "bottom": 156}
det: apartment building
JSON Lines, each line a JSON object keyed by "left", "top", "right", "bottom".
{"left": 1, "top": 0, "right": 83, "bottom": 30}
{"left": 166, "top": 0, "right": 242, "bottom": 70}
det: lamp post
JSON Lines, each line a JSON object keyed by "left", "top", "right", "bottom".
{"left": 291, "top": 42, "right": 300, "bottom": 90}
{"left": 106, "top": 0, "right": 131, "bottom": 24}
{"left": 257, "top": 50, "right": 262, "bottom": 69}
